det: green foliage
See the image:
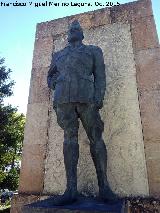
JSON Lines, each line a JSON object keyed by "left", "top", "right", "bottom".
{"left": 0, "top": 56, "right": 25, "bottom": 191}
{"left": 0, "top": 57, "right": 15, "bottom": 104}
{"left": 1, "top": 168, "right": 19, "bottom": 191}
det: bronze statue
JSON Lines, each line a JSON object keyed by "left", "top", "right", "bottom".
{"left": 47, "top": 20, "right": 118, "bottom": 205}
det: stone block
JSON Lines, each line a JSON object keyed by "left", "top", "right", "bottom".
{"left": 23, "top": 103, "right": 49, "bottom": 145}
{"left": 147, "top": 159, "right": 160, "bottom": 197}
{"left": 135, "top": 48, "right": 160, "bottom": 91}
{"left": 136, "top": 48, "right": 160, "bottom": 197}
{"left": 20, "top": 103, "right": 49, "bottom": 193}
{"left": 139, "top": 90, "right": 160, "bottom": 144}
{"left": 36, "top": 17, "right": 69, "bottom": 39}
{"left": 10, "top": 194, "right": 48, "bottom": 213}
{"left": 36, "top": 8, "right": 110, "bottom": 41}
{"left": 143, "top": 143, "right": 160, "bottom": 197}
{"left": 69, "top": 8, "right": 111, "bottom": 29}
{"left": 110, "top": 0, "right": 152, "bottom": 23}
{"left": 19, "top": 143, "right": 47, "bottom": 193}
{"left": 28, "top": 67, "right": 50, "bottom": 104}
{"left": 68, "top": 12, "right": 94, "bottom": 29}
{"left": 91, "top": 8, "right": 111, "bottom": 27}
{"left": 145, "top": 143, "right": 160, "bottom": 161}
{"left": 131, "top": 16, "right": 159, "bottom": 51}
{"left": 32, "top": 36, "right": 53, "bottom": 69}
{"left": 148, "top": 181, "right": 160, "bottom": 198}
{"left": 144, "top": 143, "right": 160, "bottom": 197}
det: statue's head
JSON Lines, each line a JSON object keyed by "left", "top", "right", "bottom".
{"left": 67, "top": 20, "right": 84, "bottom": 42}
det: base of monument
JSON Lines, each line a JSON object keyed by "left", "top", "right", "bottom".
{"left": 22, "top": 195, "right": 125, "bottom": 213}
{"left": 10, "top": 194, "right": 48, "bottom": 213}
{"left": 11, "top": 194, "right": 160, "bottom": 213}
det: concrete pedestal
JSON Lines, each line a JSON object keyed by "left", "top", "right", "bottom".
{"left": 22, "top": 196, "right": 125, "bottom": 213}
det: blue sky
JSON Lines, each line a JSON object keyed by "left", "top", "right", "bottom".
{"left": 0, "top": 0, "right": 159, "bottom": 114}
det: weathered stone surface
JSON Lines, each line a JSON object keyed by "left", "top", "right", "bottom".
{"left": 110, "top": 0, "right": 153, "bottom": 23}
{"left": 131, "top": 16, "right": 159, "bottom": 51}
{"left": 145, "top": 143, "right": 160, "bottom": 161}
{"left": 147, "top": 159, "right": 160, "bottom": 197}
{"left": 101, "top": 75, "right": 148, "bottom": 196}
{"left": 43, "top": 23, "right": 149, "bottom": 196}
{"left": 138, "top": 89, "right": 160, "bottom": 195}
{"left": 143, "top": 143, "right": 160, "bottom": 197}
{"left": 19, "top": 143, "right": 47, "bottom": 193}
{"left": 149, "top": 181, "right": 160, "bottom": 198}
{"left": 91, "top": 8, "right": 111, "bottom": 27}
{"left": 54, "top": 34, "right": 68, "bottom": 52}
{"left": 36, "top": 7, "right": 111, "bottom": 40}
{"left": 32, "top": 36, "right": 54, "bottom": 68}
{"left": 36, "top": 17, "right": 69, "bottom": 39}
{"left": 10, "top": 194, "right": 48, "bottom": 213}
{"left": 43, "top": 108, "right": 66, "bottom": 194}
{"left": 139, "top": 90, "right": 160, "bottom": 144}
{"left": 68, "top": 12, "right": 94, "bottom": 29}
{"left": 69, "top": 8, "right": 111, "bottom": 29}
{"left": 128, "top": 199, "right": 160, "bottom": 212}
{"left": 84, "top": 23, "right": 137, "bottom": 81}
{"left": 135, "top": 48, "right": 160, "bottom": 91}
{"left": 19, "top": 103, "right": 49, "bottom": 193}
{"left": 28, "top": 67, "right": 50, "bottom": 104}
{"left": 23, "top": 103, "right": 49, "bottom": 145}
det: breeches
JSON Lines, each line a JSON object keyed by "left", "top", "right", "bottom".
{"left": 54, "top": 102, "right": 104, "bottom": 145}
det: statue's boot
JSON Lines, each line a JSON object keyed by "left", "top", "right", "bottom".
{"left": 53, "top": 141, "right": 79, "bottom": 206}
{"left": 90, "top": 140, "right": 118, "bottom": 203}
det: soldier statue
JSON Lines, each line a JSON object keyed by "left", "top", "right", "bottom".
{"left": 47, "top": 20, "right": 118, "bottom": 205}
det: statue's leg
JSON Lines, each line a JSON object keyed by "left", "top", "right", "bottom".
{"left": 77, "top": 103, "right": 118, "bottom": 202}
{"left": 53, "top": 103, "right": 79, "bottom": 205}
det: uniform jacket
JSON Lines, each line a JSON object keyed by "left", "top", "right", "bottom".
{"left": 47, "top": 43, "right": 106, "bottom": 104}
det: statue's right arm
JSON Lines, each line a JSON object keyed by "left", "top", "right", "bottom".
{"left": 47, "top": 53, "right": 58, "bottom": 90}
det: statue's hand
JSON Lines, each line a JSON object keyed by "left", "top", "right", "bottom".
{"left": 95, "top": 101, "right": 103, "bottom": 109}
{"left": 53, "top": 102, "right": 57, "bottom": 111}
{"left": 92, "top": 100, "right": 103, "bottom": 109}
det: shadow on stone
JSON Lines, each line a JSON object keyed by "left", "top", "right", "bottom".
{"left": 22, "top": 195, "right": 125, "bottom": 213}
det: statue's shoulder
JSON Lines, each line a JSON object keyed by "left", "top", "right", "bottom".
{"left": 52, "top": 50, "right": 60, "bottom": 59}
{"left": 84, "top": 45, "right": 103, "bottom": 55}
{"left": 52, "top": 46, "right": 68, "bottom": 61}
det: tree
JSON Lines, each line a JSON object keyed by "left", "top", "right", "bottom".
{"left": 0, "top": 57, "right": 15, "bottom": 103}
{"left": 0, "top": 56, "right": 25, "bottom": 190}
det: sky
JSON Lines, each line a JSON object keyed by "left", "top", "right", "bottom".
{"left": 0, "top": 0, "right": 159, "bottom": 115}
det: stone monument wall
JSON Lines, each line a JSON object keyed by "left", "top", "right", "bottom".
{"left": 18, "top": 0, "right": 159, "bottom": 203}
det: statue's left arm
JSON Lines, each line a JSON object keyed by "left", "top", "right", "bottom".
{"left": 93, "top": 47, "right": 106, "bottom": 109}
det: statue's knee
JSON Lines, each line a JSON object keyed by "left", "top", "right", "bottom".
{"left": 63, "top": 138, "right": 79, "bottom": 155}
{"left": 88, "top": 126, "right": 103, "bottom": 143}
{"left": 90, "top": 139, "right": 107, "bottom": 154}
{"left": 64, "top": 129, "right": 78, "bottom": 141}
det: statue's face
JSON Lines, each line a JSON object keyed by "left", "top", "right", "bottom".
{"left": 68, "top": 27, "right": 83, "bottom": 42}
